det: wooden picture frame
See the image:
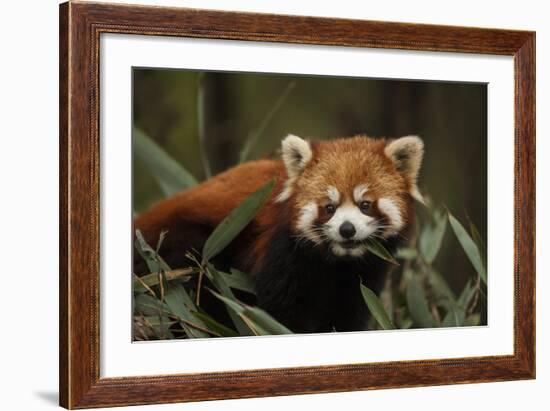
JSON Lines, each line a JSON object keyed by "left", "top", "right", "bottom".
{"left": 59, "top": 1, "right": 535, "bottom": 408}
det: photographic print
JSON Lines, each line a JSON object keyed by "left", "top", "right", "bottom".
{"left": 132, "top": 69, "right": 488, "bottom": 340}
{"left": 60, "top": 3, "right": 535, "bottom": 407}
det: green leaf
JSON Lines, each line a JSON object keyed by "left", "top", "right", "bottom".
{"left": 427, "top": 267, "right": 457, "bottom": 303}
{"left": 441, "top": 304, "right": 464, "bottom": 327}
{"left": 458, "top": 279, "right": 478, "bottom": 308}
{"left": 136, "top": 316, "right": 177, "bottom": 328}
{"left": 400, "top": 318, "right": 413, "bottom": 329}
{"left": 469, "top": 220, "right": 486, "bottom": 252}
{"left": 133, "top": 268, "right": 195, "bottom": 292}
{"left": 133, "top": 294, "right": 173, "bottom": 340}
{"left": 202, "top": 179, "right": 276, "bottom": 262}
{"left": 243, "top": 306, "right": 293, "bottom": 335}
{"left": 239, "top": 82, "right": 296, "bottom": 163}
{"left": 419, "top": 208, "right": 447, "bottom": 264}
{"left": 442, "top": 279, "right": 478, "bottom": 327}
{"left": 134, "top": 229, "right": 171, "bottom": 274}
{"left": 465, "top": 313, "right": 481, "bottom": 326}
{"left": 360, "top": 282, "right": 394, "bottom": 330}
{"left": 204, "top": 265, "right": 253, "bottom": 336}
{"left": 155, "top": 229, "right": 168, "bottom": 253}
{"left": 134, "top": 293, "right": 170, "bottom": 316}
{"left": 221, "top": 269, "right": 256, "bottom": 294}
{"left": 209, "top": 289, "right": 293, "bottom": 335}
{"left": 133, "top": 315, "right": 175, "bottom": 340}
{"left": 396, "top": 247, "right": 418, "bottom": 260}
{"left": 192, "top": 311, "right": 239, "bottom": 337}
{"left": 164, "top": 284, "right": 210, "bottom": 338}
{"left": 406, "top": 272, "right": 436, "bottom": 328}
{"left": 469, "top": 219, "right": 487, "bottom": 268}
{"left": 133, "top": 127, "right": 198, "bottom": 197}
{"left": 427, "top": 269, "right": 466, "bottom": 328}
{"left": 448, "top": 212, "right": 487, "bottom": 284}
{"left": 196, "top": 72, "right": 212, "bottom": 179}
{"left": 365, "top": 239, "right": 399, "bottom": 265}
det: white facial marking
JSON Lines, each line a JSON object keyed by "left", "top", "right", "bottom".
{"left": 325, "top": 202, "right": 376, "bottom": 242}
{"left": 377, "top": 198, "right": 403, "bottom": 237}
{"left": 353, "top": 184, "right": 369, "bottom": 203}
{"left": 330, "top": 242, "right": 367, "bottom": 258}
{"left": 349, "top": 246, "right": 366, "bottom": 257}
{"left": 326, "top": 186, "right": 340, "bottom": 203}
{"left": 296, "top": 202, "right": 321, "bottom": 244}
{"left": 331, "top": 244, "right": 347, "bottom": 257}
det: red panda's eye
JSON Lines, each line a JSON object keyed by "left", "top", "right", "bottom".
{"left": 359, "top": 201, "right": 372, "bottom": 214}
{"left": 325, "top": 204, "right": 336, "bottom": 215}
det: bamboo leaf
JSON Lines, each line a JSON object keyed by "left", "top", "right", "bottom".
{"left": 396, "top": 247, "right": 418, "bottom": 260}
{"left": 221, "top": 268, "right": 256, "bottom": 294}
{"left": 465, "top": 313, "right": 481, "bottom": 326}
{"left": 209, "top": 289, "right": 292, "bottom": 335}
{"left": 133, "top": 273, "right": 157, "bottom": 296}
{"left": 243, "top": 306, "right": 293, "bottom": 335}
{"left": 400, "top": 318, "right": 413, "bottom": 329}
{"left": 133, "top": 127, "right": 198, "bottom": 197}
{"left": 448, "top": 212, "right": 487, "bottom": 284}
{"left": 192, "top": 311, "right": 239, "bottom": 337}
{"left": 135, "top": 316, "right": 177, "bottom": 328}
{"left": 204, "top": 265, "right": 253, "bottom": 336}
{"left": 427, "top": 267, "right": 457, "bottom": 303}
{"left": 196, "top": 72, "right": 212, "bottom": 178}
{"left": 419, "top": 208, "right": 447, "bottom": 264}
{"left": 441, "top": 301, "right": 466, "bottom": 327}
{"left": 239, "top": 82, "right": 296, "bottom": 163}
{"left": 442, "top": 279, "right": 478, "bottom": 327}
{"left": 134, "top": 229, "right": 171, "bottom": 274}
{"left": 164, "top": 284, "right": 210, "bottom": 338}
{"left": 406, "top": 272, "right": 436, "bottom": 328}
{"left": 209, "top": 289, "right": 245, "bottom": 314}
{"left": 202, "top": 179, "right": 276, "bottom": 262}
{"left": 458, "top": 279, "right": 478, "bottom": 308}
{"left": 469, "top": 220, "right": 486, "bottom": 252}
{"left": 134, "top": 293, "right": 170, "bottom": 316}
{"left": 365, "top": 239, "right": 399, "bottom": 265}
{"left": 469, "top": 219, "right": 487, "bottom": 268}
{"left": 133, "top": 315, "right": 175, "bottom": 340}
{"left": 133, "top": 268, "right": 195, "bottom": 292}
{"left": 360, "top": 282, "right": 394, "bottom": 330}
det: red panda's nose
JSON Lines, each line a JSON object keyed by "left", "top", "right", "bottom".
{"left": 339, "top": 222, "right": 356, "bottom": 239}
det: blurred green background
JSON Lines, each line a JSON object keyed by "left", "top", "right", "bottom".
{"left": 132, "top": 68, "right": 487, "bottom": 296}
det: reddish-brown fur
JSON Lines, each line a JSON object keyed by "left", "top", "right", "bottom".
{"left": 133, "top": 159, "right": 288, "bottom": 276}
{"left": 134, "top": 136, "right": 416, "bottom": 275}
{"left": 133, "top": 135, "right": 421, "bottom": 333}
{"left": 135, "top": 159, "right": 286, "bottom": 241}
{"left": 292, "top": 136, "right": 413, "bottom": 229}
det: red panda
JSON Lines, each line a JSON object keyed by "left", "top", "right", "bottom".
{"left": 134, "top": 134, "right": 424, "bottom": 333}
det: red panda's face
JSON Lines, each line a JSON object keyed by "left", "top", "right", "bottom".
{"left": 277, "top": 134, "right": 424, "bottom": 258}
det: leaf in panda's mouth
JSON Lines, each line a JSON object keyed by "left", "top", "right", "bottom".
{"left": 364, "top": 239, "right": 399, "bottom": 265}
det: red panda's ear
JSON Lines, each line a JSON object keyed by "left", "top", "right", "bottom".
{"left": 384, "top": 135, "right": 425, "bottom": 203}
{"left": 281, "top": 134, "right": 313, "bottom": 178}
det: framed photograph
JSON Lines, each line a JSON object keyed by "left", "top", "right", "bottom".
{"left": 59, "top": 1, "right": 535, "bottom": 408}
